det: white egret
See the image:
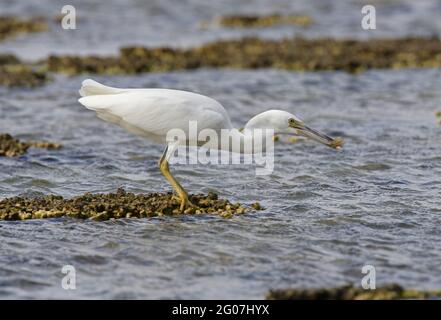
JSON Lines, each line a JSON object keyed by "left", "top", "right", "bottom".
{"left": 78, "top": 79, "right": 343, "bottom": 211}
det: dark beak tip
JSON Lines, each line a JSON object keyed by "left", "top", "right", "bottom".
{"left": 329, "top": 137, "right": 344, "bottom": 149}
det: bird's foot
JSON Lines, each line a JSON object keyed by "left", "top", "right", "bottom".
{"left": 179, "top": 196, "right": 196, "bottom": 213}
{"left": 171, "top": 193, "right": 195, "bottom": 212}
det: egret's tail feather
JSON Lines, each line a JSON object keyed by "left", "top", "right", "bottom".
{"left": 79, "top": 79, "right": 123, "bottom": 97}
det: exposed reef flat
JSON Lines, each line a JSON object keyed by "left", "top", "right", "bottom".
{"left": 0, "top": 16, "right": 47, "bottom": 41}
{"left": 46, "top": 37, "right": 441, "bottom": 75}
{"left": 3, "top": 37, "right": 441, "bottom": 87}
{"left": 217, "top": 14, "right": 313, "bottom": 28}
{"left": 0, "top": 188, "right": 262, "bottom": 221}
{"left": 0, "top": 133, "right": 62, "bottom": 157}
{"left": 266, "top": 284, "right": 441, "bottom": 300}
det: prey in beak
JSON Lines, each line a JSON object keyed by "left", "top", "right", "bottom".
{"left": 288, "top": 118, "right": 344, "bottom": 149}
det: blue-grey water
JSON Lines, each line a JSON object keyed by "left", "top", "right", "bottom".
{"left": 1, "top": 0, "right": 441, "bottom": 299}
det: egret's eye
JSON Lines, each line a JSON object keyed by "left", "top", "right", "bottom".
{"left": 288, "top": 118, "right": 297, "bottom": 126}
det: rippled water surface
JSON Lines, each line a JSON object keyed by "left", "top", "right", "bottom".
{"left": 2, "top": 0, "right": 441, "bottom": 59}
{"left": 1, "top": 0, "right": 441, "bottom": 299}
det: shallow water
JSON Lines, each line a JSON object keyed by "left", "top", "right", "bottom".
{"left": 1, "top": 69, "right": 441, "bottom": 299}
{"left": 2, "top": 0, "right": 441, "bottom": 60}
{"left": 1, "top": 0, "right": 441, "bottom": 299}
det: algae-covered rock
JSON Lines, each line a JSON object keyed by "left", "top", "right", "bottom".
{"left": 5, "top": 36, "right": 441, "bottom": 84}
{"left": 46, "top": 55, "right": 124, "bottom": 75}
{"left": 218, "top": 14, "right": 313, "bottom": 28}
{"left": 0, "top": 54, "right": 49, "bottom": 87}
{"left": 0, "top": 188, "right": 263, "bottom": 221}
{"left": 0, "top": 64, "right": 49, "bottom": 87}
{"left": 0, "top": 133, "right": 29, "bottom": 157}
{"left": 266, "top": 284, "right": 441, "bottom": 300}
{"left": 27, "top": 140, "right": 62, "bottom": 150}
{"left": 0, "top": 16, "right": 47, "bottom": 41}
{"left": 251, "top": 202, "right": 263, "bottom": 210}
{"left": 0, "top": 133, "right": 62, "bottom": 157}
{"left": 45, "top": 37, "right": 441, "bottom": 75}
{"left": 0, "top": 54, "right": 20, "bottom": 65}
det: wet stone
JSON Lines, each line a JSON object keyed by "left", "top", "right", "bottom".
{"left": 0, "top": 16, "right": 47, "bottom": 41}
{"left": 217, "top": 14, "right": 313, "bottom": 28}
{"left": 0, "top": 133, "right": 29, "bottom": 157}
{"left": 0, "top": 64, "right": 49, "bottom": 87}
{"left": 251, "top": 202, "right": 263, "bottom": 210}
{"left": 0, "top": 54, "right": 49, "bottom": 87}
{"left": 0, "top": 188, "right": 263, "bottom": 221}
{"left": 266, "top": 284, "right": 441, "bottom": 300}
{"left": 0, "top": 133, "right": 62, "bottom": 157}
{"left": 27, "top": 140, "right": 62, "bottom": 150}
{"left": 0, "top": 54, "right": 20, "bottom": 65}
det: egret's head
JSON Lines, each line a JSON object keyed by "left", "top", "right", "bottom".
{"left": 245, "top": 110, "right": 343, "bottom": 149}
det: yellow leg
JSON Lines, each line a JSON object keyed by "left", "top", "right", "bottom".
{"left": 159, "top": 148, "right": 193, "bottom": 212}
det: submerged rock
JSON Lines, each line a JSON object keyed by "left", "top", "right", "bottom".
{"left": 266, "top": 284, "right": 441, "bottom": 300}
{"left": 0, "top": 188, "right": 262, "bottom": 221}
{"left": 0, "top": 133, "right": 62, "bottom": 157}
{"left": 217, "top": 14, "right": 313, "bottom": 28}
{"left": 26, "top": 140, "right": 63, "bottom": 150}
{"left": 45, "top": 37, "right": 441, "bottom": 75}
{"left": 0, "top": 16, "right": 47, "bottom": 41}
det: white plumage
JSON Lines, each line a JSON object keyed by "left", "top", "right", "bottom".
{"left": 79, "top": 79, "right": 232, "bottom": 144}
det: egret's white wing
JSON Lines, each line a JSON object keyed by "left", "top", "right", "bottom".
{"left": 79, "top": 89, "right": 232, "bottom": 144}
{"left": 79, "top": 79, "right": 126, "bottom": 96}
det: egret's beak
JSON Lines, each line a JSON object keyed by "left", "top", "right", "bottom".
{"left": 289, "top": 121, "right": 344, "bottom": 149}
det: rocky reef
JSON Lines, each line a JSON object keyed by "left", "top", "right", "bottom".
{"left": 0, "top": 188, "right": 262, "bottom": 221}
{"left": 0, "top": 54, "right": 48, "bottom": 87}
{"left": 45, "top": 37, "right": 441, "bottom": 75}
{"left": 0, "top": 133, "right": 61, "bottom": 157}
{"left": 2, "top": 25, "right": 441, "bottom": 87}
{"left": 0, "top": 16, "right": 47, "bottom": 41}
{"left": 266, "top": 284, "right": 441, "bottom": 300}
{"left": 217, "top": 14, "right": 313, "bottom": 28}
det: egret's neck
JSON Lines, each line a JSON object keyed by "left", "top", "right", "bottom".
{"left": 244, "top": 111, "right": 282, "bottom": 131}
{"left": 199, "top": 112, "right": 282, "bottom": 154}
{"left": 216, "top": 128, "right": 273, "bottom": 154}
